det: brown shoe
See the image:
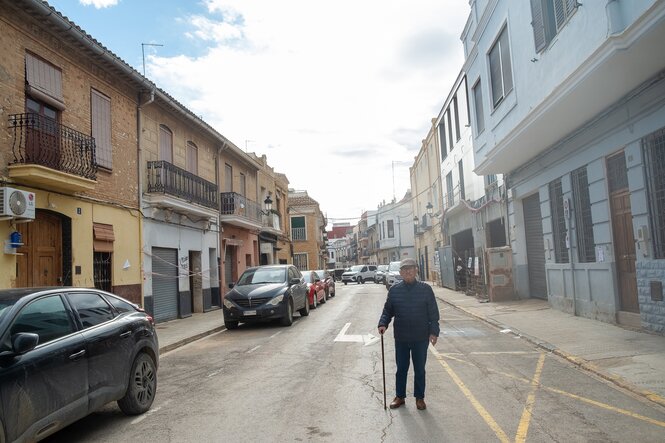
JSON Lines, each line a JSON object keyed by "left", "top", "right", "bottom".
{"left": 389, "top": 397, "right": 405, "bottom": 409}
{"left": 416, "top": 398, "right": 426, "bottom": 410}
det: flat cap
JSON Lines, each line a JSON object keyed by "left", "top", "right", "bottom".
{"left": 400, "top": 258, "right": 417, "bottom": 268}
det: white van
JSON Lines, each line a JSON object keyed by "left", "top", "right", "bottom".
{"left": 341, "top": 265, "right": 377, "bottom": 284}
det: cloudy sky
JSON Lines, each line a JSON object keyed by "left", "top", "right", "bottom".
{"left": 49, "top": 0, "right": 470, "bottom": 228}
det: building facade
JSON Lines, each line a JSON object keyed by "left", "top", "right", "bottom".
{"left": 289, "top": 189, "right": 327, "bottom": 271}
{"left": 374, "top": 193, "right": 416, "bottom": 264}
{"left": 463, "top": 0, "right": 665, "bottom": 331}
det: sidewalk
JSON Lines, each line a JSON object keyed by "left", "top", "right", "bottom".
{"left": 432, "top": 286, "right": 665, "bottom": 408}
{"left": 153, "top": 288, "right": 665, "bottom": 408}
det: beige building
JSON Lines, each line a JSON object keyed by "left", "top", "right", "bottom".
{"left": 411, "top": 118, "right": 444, "bottom": 283}
{"left": 0, "top": 0, "right": 142, "bottom": 303}
{"left": 288, "top": 189, "right": 326, "bottom": 271}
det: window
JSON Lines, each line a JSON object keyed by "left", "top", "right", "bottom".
{"left": 446, "top": 172, "right": 454, "bottom": 207}
{"left": 458, "top": 160, "right": 465, "bottom": 201}
{"left": 453, "top": 96, "right": 461, "bottom": 141}
{"left": 291, "top": 216, "right": 306, "bottom": 241}
{"left": 293, "top": 254, "right": 308, "bottom": 271}
{"left": 489, "top": 25, "right": 513, "bottom": 108}
{"left": 239, "top": 172, "right": 246, "bottom": 196}
{"left": 224, "top": 163, "right": 233, "bottom": 192}
{"left": 531, "top": 0, "right": 579, "bottom": 52}
{"left": 549, "top": 178, "right": 569, "bottom": 263}
{"left": 572, "top": 167, "right": 595, "bottom": 262}
{"left": 472, "top": 80, "right": 485, "bottom": 134}
{"left": 643, "top": 127, "right": 665, "bottom": 258}
{"left": 68, "top": 292, "right": 114, "bottom": 328}
{"left": 11, "top": 296, "right": 75, "bottom": 345}
{"left": 91, "top": 89, "right": 112, "bottom": 170}
{"left": 159, "top": 125, "right": 173, "bottom": 163}
{"left": 186, "top": 141, "right": 198, "bottom": 174}
{"left": 446, "top": 110, "right": 454, "bottom": 151}
{"left": 387, "top": 220, "right": 395, "bottom": 238}
{"left": 438, "top": 122, "right": 447, "bottom": 159}
{"left": 105, "top": 295, "right": 135, "bottom": 313}
{"left": 93, "top": 252, "right": 112, "bottom": 292}
{"left": 25, "top": 52, "right": 64, "bottom": 110}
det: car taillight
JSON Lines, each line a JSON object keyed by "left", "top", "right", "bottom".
{"left": 138, "top": 307, "right": 155, "bottom": 327}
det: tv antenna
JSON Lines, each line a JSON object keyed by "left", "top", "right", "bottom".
{"left": 141, "top": 43, "right": 164, "bottom": 76}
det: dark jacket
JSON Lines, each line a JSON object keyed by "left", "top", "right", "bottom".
{"left": 378, "top": 280, "right": 440, "bottom": 342}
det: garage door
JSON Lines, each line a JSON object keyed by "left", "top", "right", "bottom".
{"left": 152, "top": 247, "right": 179, "bottom": 322}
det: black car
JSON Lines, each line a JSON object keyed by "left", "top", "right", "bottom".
{"left": 0, "top": 287, "right": 158, "bottom": 442}
{"left": 223, "top": 265, "right": 310, "bottom": 329}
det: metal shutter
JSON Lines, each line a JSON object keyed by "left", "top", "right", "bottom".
{"left": 523, "top": 194, "right": 548, "bottom": 299}
{"left": 152, "top": 247, "right": 179, "bottom": 322}
{"left": 530, "top": 0, "right": 547, "bottom": 53}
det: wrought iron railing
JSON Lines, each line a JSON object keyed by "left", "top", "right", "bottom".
{"left": 9, "top": 113, "right": 97, "bottom": 180}
{"left": 291, "top": 227, "right": 306, "bottom": 241}
{"left": 147, "top": 160, "right": 218, "bottom": 209}
{"left": 220, "top": 192, "right": 261, "bottom": 222}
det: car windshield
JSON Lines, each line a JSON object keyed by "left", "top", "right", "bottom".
{"left": 237, "top": 268, "right": 286, "bottom": 285}
{"left": 378, "top": 265, "right": 388, "bottom": 271}
{"left": 302, "top": 273, "right": 313, "bottom": 283}
{"left": 388, "top": 262, "right": 401, "bottom": 272}
{"left": 315, "top": 270, "right": 326, "bottom": 279}
{"left": 349, "top": 265, "right": 363, "bottom": 272}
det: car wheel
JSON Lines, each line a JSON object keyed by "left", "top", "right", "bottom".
{"left": 311, "top": 294, "right": 318, "bottom": 309}
{"left": 299, "top": 296, "right": 310, "bottom": 316}
{"left": 225, "top": 320, "right": 239, "bottom": 330}
{"left": 357, "top": 277, "right": 363, "bottom": 284}
{"left": 344, "top": 282, "right": 347, "bottom": 285}
{"left": 281, "top": 299, "right": 294, "bottom": 326}
{"left": 118, "top": 353, "right": 157, "bottom": 415}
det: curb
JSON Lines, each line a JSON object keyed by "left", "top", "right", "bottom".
{"left": 159, "top": 326, "right": 226, "bottom": 354}
{"left": 435, "top": 295, "right": 665, "bottom": 409}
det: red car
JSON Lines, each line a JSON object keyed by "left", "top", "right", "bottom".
{"left": 303, "top": 270, "right": 326, "bottom": 308}
{"left": 315, "top": 269, "right": 335, "bottom": 298}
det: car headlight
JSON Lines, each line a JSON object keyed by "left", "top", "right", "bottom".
{"left": 223, "top": 298, "right": 235, "bottom": 309}
{"left": 265, "top": 294, "right": 284, "bottom": 306}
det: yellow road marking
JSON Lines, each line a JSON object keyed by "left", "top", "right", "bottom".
{"left": 431, "top": 346, "right": 511, "bottom": 443}
{"left": 437, "top": 351, "right": 665, "bottom": 429}
{"left": 515, "top": 353, "right": 546, "bottom": 443}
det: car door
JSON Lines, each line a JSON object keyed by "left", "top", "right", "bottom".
{"left": 66, "top": 291, "right": 134, "bottom": 411}
{"left": 0, "top": 294, "right": 87, "bottom": 442}
{"left": 289, "top": 267, "right": 307, "bottom": 310}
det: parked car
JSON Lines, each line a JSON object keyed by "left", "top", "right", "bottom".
{"left": 374, "top": 264, "right": 389, "bottom": 284}
{"left": 0, "top": 287, "right": 159, "bottom": 443}
{"left": 315, "top": 270, "right": 336, "bottom": 298}
{"left": 223, "top": 265, "right": 309, "bottom": 329}
{"left": 341, "top": 265, "right": 377, "bottom": 285}
{"left": 333, "top": 268, "right": 347, "bottom": 281}
{"left": 303, "top": 270, "right": 327, "bottom": 309}
{"left": 385, "top": 261, "right": 404, "bottom": 289}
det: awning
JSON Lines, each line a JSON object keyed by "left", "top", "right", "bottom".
{"left": 93, "top": 223, "right": 114, "bottom": 252}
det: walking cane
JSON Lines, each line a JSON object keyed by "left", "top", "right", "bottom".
{"left": 381, "top": 333, "right": 387, "bottom": 410}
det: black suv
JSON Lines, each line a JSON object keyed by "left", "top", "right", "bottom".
{"left": 223, "top": 265, "right": 310, "bottom": 329}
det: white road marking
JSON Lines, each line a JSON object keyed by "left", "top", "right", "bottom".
{"left": 207, "top": 369, "right": 223, "bottom": 377}
{"left": 247, "top": 345, "right": 261, "bottom": 353}
{"left": 131, "top": 401, "right": 168, "bottom": 425}
{"left": 334, "top": 322, "right": 380, "bottom": 346}
{"left": 269, "top": 331, "right": 283, "bottom": 339}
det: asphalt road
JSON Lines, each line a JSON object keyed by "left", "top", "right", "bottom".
{"left": 46, "top": 283, "right": 665, "bottom": 442}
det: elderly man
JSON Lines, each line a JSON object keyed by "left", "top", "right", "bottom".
{"left": 377, "top": 258, "right": 440, "bottom": 410}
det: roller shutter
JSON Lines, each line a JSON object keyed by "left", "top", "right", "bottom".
{"left": 152, "top": 247, "right": 179, "bottom": 322}
{"left": 523, "top": 194, "right": 547, "bottom": 299}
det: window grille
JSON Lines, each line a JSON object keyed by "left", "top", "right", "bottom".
{"left": 571, "top": 166, "right": 595, "bottom": 262}
{"left": 607, "top": 152, "right": 628, "bottom": 192}
{"left": 643, "top": 127, "right": 665, "bottom": 258}
{"left": 93, "top": 252, "right": 112, "bottom": 292}
{"left": 293, "top": 253, "right": 308, "bottom": 271}
{"left": 549, "top": 179, "right": 569, "bottom": 263}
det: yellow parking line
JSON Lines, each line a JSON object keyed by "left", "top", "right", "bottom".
{"left": 431, "top": 347, "right": 511, "bottom": 443}
{"left": 515, "top": 353, "right": 546, "bottom": 443}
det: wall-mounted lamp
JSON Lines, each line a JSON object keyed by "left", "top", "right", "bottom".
{"left": 261, "top": 195, "right": 273, "bottom": 215}
{"left": 413, "top": 216, "right": 419, "bottom": 228}
{"left": 426, "top": 202, "right": 433, "bottom": 216}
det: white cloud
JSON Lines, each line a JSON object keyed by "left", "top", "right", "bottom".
{"left": 79, "top": 0, "right": 119, "bottom": 9}
{"left": 147, "top": 0, "right": 470, "bottom": 224}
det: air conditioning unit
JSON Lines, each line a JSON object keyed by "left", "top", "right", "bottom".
{"left": 0, "top": 187, "right": 36, "bottom": 219}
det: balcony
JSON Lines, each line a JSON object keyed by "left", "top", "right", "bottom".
{"left": 292, "top": 227, "right": 306, "bottom": 241}
{"left": 145, "top": 160, "right": 218, "bottom": 219}
{"left": 220, "top": 191, "right": 262, "bottom": 230}
{"left": 8, "top": 113, "right": 97, "bottom": 193}
{"left": 261, "top": 212, "right": 282, "bottom": 236}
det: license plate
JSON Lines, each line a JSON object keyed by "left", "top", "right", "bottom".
{"left": 244, "top": 310, "right": 257, "bottom": 316}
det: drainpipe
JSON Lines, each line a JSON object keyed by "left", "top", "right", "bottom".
{"left": 137, "top": 89, "right": 155, "bottom": 308}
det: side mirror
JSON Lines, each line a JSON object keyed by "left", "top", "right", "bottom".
{"left": 12, "top": 332, "right": 40, "bottom": 355}
{"left": 289, "top": 278, "right": 301, "bottom": 286}
{"left": 228, "top": 283, "right": 235, "bottom": 289}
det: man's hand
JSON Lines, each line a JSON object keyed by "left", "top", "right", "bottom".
{"left": 429, "top": 335, "right": 438, "bottom": 345}
{"left": 378, "top": 326, "right": 387, "bottom": 335}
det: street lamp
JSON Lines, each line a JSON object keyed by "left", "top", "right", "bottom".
{"left": 426, "top": 202, "right": 433, "bottom": 216}
{"left": 261, "top": 195, "right": 273, "bottom": 215}
{"left": 413, "top": 216, "right": 419, "bottom": 228}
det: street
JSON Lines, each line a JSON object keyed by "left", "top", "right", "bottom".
{"left": 46, "top": 283, "right": 665, "bottom": 442}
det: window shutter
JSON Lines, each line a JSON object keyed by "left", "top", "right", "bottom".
{"left": 91, "top": 89, "right": 112, "bottom": 169}
{"left": 554, "top": 0, "right": 566, "bottom": 30}
{"left": 25, "top": 52, "right": 65, "bottom": 109}
{"left": 530, "top": 0, "right": 547, "bottom": 53}
{"left": 159, "top": 125, "right": 173, "bottom": 163}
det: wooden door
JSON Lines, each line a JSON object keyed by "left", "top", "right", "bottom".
{"left": 610, "top": 191, "right": 639, "bottom": 312}
{"left": 16, "top": 211, "right": 63, "bottom": 287}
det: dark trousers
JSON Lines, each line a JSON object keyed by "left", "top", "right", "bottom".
{"left": 395, "top": 340, "right": 429, "bottom": 399}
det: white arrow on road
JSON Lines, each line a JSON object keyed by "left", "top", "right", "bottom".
{"left": 334, "top": 323, "right": 381, "bottom": 346}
